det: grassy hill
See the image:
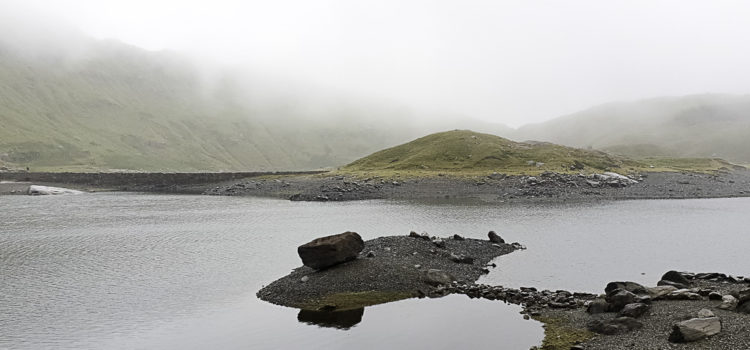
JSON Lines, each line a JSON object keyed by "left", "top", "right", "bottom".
{"left": 0, "top": 35, "right": 429, "bottom": 172}
{"left": 342, "top": 130, "right": 646, "bottom": 176}
{"left": 514, "top": 94, "right": 750, "bottom": 164}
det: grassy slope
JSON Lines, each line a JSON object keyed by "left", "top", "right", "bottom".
{"left": 515, "top": 94, "right": 750, "bottom": 163}
{"left": 0, "top": 41, "right": 421, "bottom": 172}
{"left": 342, "top": 130, "right": 646, "bottom": 176}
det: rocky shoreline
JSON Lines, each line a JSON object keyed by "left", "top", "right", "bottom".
{"left": 206, "top": 170, "right": 750, "bottom": 203}
{"left": 258, "top": 231, "right": 750, "bottom": 349}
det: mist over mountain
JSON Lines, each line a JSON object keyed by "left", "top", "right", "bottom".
{"left": 514, "top": 95, "right": 750, "bottom": 163}
{"left": 0, "top": 20, "right": 515, "bottom": 171}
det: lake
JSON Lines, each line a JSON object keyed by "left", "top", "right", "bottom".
{"left": 2, "top": 193, "right": 749, "bottom": 349}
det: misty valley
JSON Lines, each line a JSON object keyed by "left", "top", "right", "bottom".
{"left": 3, "top": 2, "right": 750, "bottom": 350}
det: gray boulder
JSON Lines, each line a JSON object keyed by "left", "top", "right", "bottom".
{"left": 665, "top": 289, "right": 702, "bottom": 301}
{"left": 297, "top": 231, "right": 365, "bottom": 270}
{"left": 586, "top": 299, "right": 610, "bottom": 314}
{"left": 647, "top": 285, "right": 678, "bottom": 300}
{"left": 717, "top": 295, "right": 738, "bottom": 310}
{"left": 425, "top": 269, "right": 455, "bottom": 286}
{"left": 736, "top": 301, "right": 750, "bottom": 314}
{"left": 657, "top": 279, "right": 689, "bottom": 290}
{"left": 619, "top": 303, "right": 649, "bottom": 318}
{"left": 605, "top": 281, "right": 647, "bottom": 296}
{"left": 488, "top": 231, "right": 505, "bottom": 244}
{"left": 669, "top": 317, "right": 721, "bottom": 343}
{"left": 661, "top": 270, "right": 691, "bottom": 286}
{"left": 606, "top": 290, "right": 637, "bottom": 311}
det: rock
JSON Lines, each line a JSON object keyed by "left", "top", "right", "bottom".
{"left": 425, "top": 269, "right": 455, "bottom": 286}
{"left": 619, "top": 303, "right": 649, "bottom": 318}
{"left": 606, "top": 290, "right": 637, "bottom": 311}
{"left": 665, "top": 289, "right": 702, "bottom": 301}
{"left": 697, "top": 309, "right": 715, "bottom": 318}
{"left": 586, "top": 299, "right": 610, "bottom": 314}
{"left": 647, "top": 285, "right": 678, "bottom": 300}
{"left": 431, "top": 237, "right": 446, "bottom": 248}
{"left": 488, "top": 231, "right": 505, "bottom": 244}
{"left": 661, "top": 270, "right": 691, "bottom": 286}
{"left": 737, "top": 288, "right": 750, "bottom": 304}
{"left": 708, "top": 292, "right": 723, "bottom": 300}
{"left": 365, "top": 251, "right": 376, "bottom": 258}
{"left": 28, "top": 185, "right": 83, "bottom": 195}
{"left": 409, "top": 231, "right": 421, "bottom": 238}
{"left": 300, "top": 276, "right": 309, "bottom": 282}
{"left": 297, "top": 231, "right": 365, "bottom": 270}
{"left": 452, "top": 234, "right": 465, "bottom": 241}
{"left": 605, "top": 282, "right": 647, "bottom": 296}
{"left": 668, "top": 317, "right": 721, "bottom": 343}
{"left": 718, "top": 295, "right": 738, "bottom": 310}
{"left": 587, "top": 317, "right": 643, "bottom": 335}
{"left": 449, "top": 253, "right": 474, "bottom": 264}
{"left": 657, "top": 279, "right": 689, "bottom": 290}
{"left": 737, "top": 301, "right": 750, "bottom": 314}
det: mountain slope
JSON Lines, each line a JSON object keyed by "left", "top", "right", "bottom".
{"left": 344, "top": 130, "right": 639, "bottom": 174}
{"left": 515, "top": 94, "right": 750, "bottom": 163}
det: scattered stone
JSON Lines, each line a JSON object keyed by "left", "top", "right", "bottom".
{"left": 669, "top": 317, "right": 721, "bottom": 343}
{"left": 449, "top": 253, "right": 474, "bottom": 264}
{"left": 708, "top": 292, "right": 723, "bottom": 300}
{"left": 431, "top": 237, "right": 446, "bottom": 248}
{"left": 586, "top": 299, "right": 610, "bottom": 314}
{"left": 647, "top": 285, "right": 678, "bottom": 300}
{"left": 697, "top": 308, "right": 715, "bottom": 318}
{"left": 365, "top": 251, "right": 376, "bottom": 258}
{"left": 297, "top": 231, "right": 365, "bottom": 270}
{"left": 606, "top": 290, "right": 637, "bottom": 311}
{"left": 665, "top": 289, "right": 702, "bottom": 301}
{"left": 300, "top": 276, "right": 309, "bottom": 283}
{"left": 452, "top": 234, "right": 465, "bottom": 241}
{"left": 736, "top": 301, "right": 750, "bottom": 314}
{"left": 488, "top": 230, "right": 505, "bottom": 244}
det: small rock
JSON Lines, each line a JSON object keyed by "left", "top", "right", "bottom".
{"left": 619, "top": 303, "right": 649, "bottom": 318}
{"left": 697, "top": 309, "right": 715, "bottom": 318}
{"left": 586, "top": 299, "right": 610, "bottom": 314}
{"left": 665, "top": 289, "right": 702, "bottom": 301}
{"left": 708, "top": 292, "right": 723, "bottom": 300}
{"left": 300, "top": 276, "right": 309, "bottom": 283}
{"left": 365, "top": 251, "right": 375, "bottom": 258}
{"left": 669, "top": 317, "right": 721, "bottom": 343}
{"left": 488, "top": 231, "right": 505, "bottom": 244}
{"left": 452, "top": 234, "right": 465, "bottom": 241}
{"left": 718, "top": 295, "right": 738, "bottom": 310}
{"left": 587, "top": 317, "right": 643, "bottom": 335}
{"left": 449, "top": 253, "right": 474, "bottom": 264}
{"left": 647, "top": 285, "right": 678, "bottom": 300}
{"left": 432, "top": 238, "right": 446, "bottom": 248}
{"left": 414, "top": 264, "right": 421, "bottom": 269}
{"left": 736, "top": 301, "right": 750, "bottom": 314}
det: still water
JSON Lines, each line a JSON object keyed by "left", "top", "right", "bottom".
{"left": 1, "top": 194, "right": 749, "bottom": 349}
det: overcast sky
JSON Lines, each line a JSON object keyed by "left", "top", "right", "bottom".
{"left": 7, "top": 0, "right": 750, "bottom": 126}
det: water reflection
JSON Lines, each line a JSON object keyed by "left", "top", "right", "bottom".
{"left": 297, "top": 308, "right": 365, "bottom": 329}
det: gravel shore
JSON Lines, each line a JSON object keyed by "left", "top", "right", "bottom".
{"left": 205, "top": 170, "right": 750, "bottom": 203}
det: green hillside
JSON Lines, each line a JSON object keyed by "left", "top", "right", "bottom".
{"left": 343, "top": 130, "right": 641, "bottom": 175}
{"left": 0, "top": 38, "right": 423, "bottom": 172}
{"left": 515, "top": 94, "right": 750, "bottom": 163}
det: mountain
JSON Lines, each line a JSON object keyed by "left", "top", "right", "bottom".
{"left": 514, "top": 94, "right": 750, "bottom": 163}
{"left": 1, "top": 20, "right": 488, "bottom": 172}
{"left": 344, "top": 130, "right": 639, "bottom": 174}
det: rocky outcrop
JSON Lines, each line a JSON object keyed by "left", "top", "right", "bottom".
{"left": 297, "top": 231, "right": 365, "bottom": 270}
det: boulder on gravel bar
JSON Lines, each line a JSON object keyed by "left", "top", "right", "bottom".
{"left": 669, "top": 317, "right": 721, "bottom": 343}
{"left": 488, "top": 231, "right": 505, "bottom": 244}
{"left": 425, "top": 269, "right": 455, "bottom": 286}
{"left": 587, "top": 317, "right": 643, "bottom": 335}
{"left": 619, "top": 303, "right": 649, "bottom": 318}
{"left": 298, "top": 231, "right": 365, "bottom": 270}
{"left": 661, "top": 270, "right": 691, "bottom": 287}
{"left": 605, "top": 281, "right": 648, "bottom": 296}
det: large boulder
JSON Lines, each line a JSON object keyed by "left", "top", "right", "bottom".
{"left": 605, "top": 281, "right": 648, "bottom": 296}
{"left": 619, "top": 303, "right": 649, "bottom": 318}
{"left": 718, "top": 295, "right": 739, "bottom": 310}
{"left": 606, "top": 290, "right": 637, "bottom": 311}
{"left": 661, "top": 270, "right": 691, "bottom": 287}
{"left": 298, "top": 231, "right": 365, "bottom": 270}
{"left": 488, "top": 231, "right": 505, "bottom": 244}
{"left": 669, "top": 317, "right": 721, "bottom": 343}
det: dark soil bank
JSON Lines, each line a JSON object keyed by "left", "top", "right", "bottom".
{"left": 207, "top": 170, "right": 750, "bottom": 203}
{"left": 257, "top": 234, "right": 519, "bottom": 310}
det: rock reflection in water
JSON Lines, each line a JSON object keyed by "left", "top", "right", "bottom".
{"left": 297, "top": 308, "right": 365, "bottom": 329}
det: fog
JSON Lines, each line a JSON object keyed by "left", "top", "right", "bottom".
{"left": 5, "top": 0, "right": 750, "bottom": 126}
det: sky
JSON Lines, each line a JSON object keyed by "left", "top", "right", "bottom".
{"left": 6, "top": 0, "right": 750, "bottom": 127}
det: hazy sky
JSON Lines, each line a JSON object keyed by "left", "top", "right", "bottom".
{"left": 7, "top": 0, "right": 750, "bottom": 126}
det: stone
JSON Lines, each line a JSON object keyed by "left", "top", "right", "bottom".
{"left": 425, "top": 269, "right": 455, "bottom": 286}
{"left": 647, "top": 285, "right": 678, "bottom": 300}
{"left": 661, "top": 270, "right": 691, "bottom": 286}
{"left": 697, "top": 309, "right": 715, "bottom": 318}
{"left": 28, "top": 185, "right": 83, "bottom": 195}
{"left": 606, "top": 290, "right": 637, "bottom": 311}
{"left": 300, "top": 276, "right": 309, "bottom": 282}
{"left": 619, "top": 303, "right": 649, "bottom": 318}
{"left": 587, "top": 317, "right": 643, "bottom": 335}
{"left": 586, "top": 299, "right": 610, "bottom": 314}
{"left": 365, "top": 251, "right": 375, "bottom": 258}
{"left": 665, "top": 289, "right": 702, "bottom": 301}
{"left": 431, "top": 237, "right": 446, "bottom": 248}
{"left": 488, "top": 231, "right": 505, "bottom": 244}
{"left": 708, "top": 292, "right": 723, "bottom": 300}
{"left": 452, "top": 234, "right": 465, "bottom": 241}
{"left": 297, "top": 231, "right": 365, "bottom": 270}
{"left": 409, "top": 231, "right": 421, "bottom": 238}
{"left": 737, "top": 288, "right": 750, "bottom": 304}
{"left": 737, "top": 301, "right": 750, "bottom": 314}
{"left": 668, "top": 317, "right": 721, "bottom": 343}
{"left": 605, "top": 282, "right": 647, "bottom": 296}
{"left": 717, "top": 295, "right": 738, "bottom": 310}
{"left": 449, "top": 253, "right": 474, "bottom": 264}
{"left": 657, "top": 279, "right": 689, "bottom": 290}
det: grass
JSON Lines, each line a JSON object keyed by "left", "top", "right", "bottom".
{"left": 534, "top": 315, "right": 595, "bottom": 350}
{"left": 338, "top": 130, "right": 737, "bottom": 179}
{"left": 295, "top": 291, "right": 414, "bottom": 311}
